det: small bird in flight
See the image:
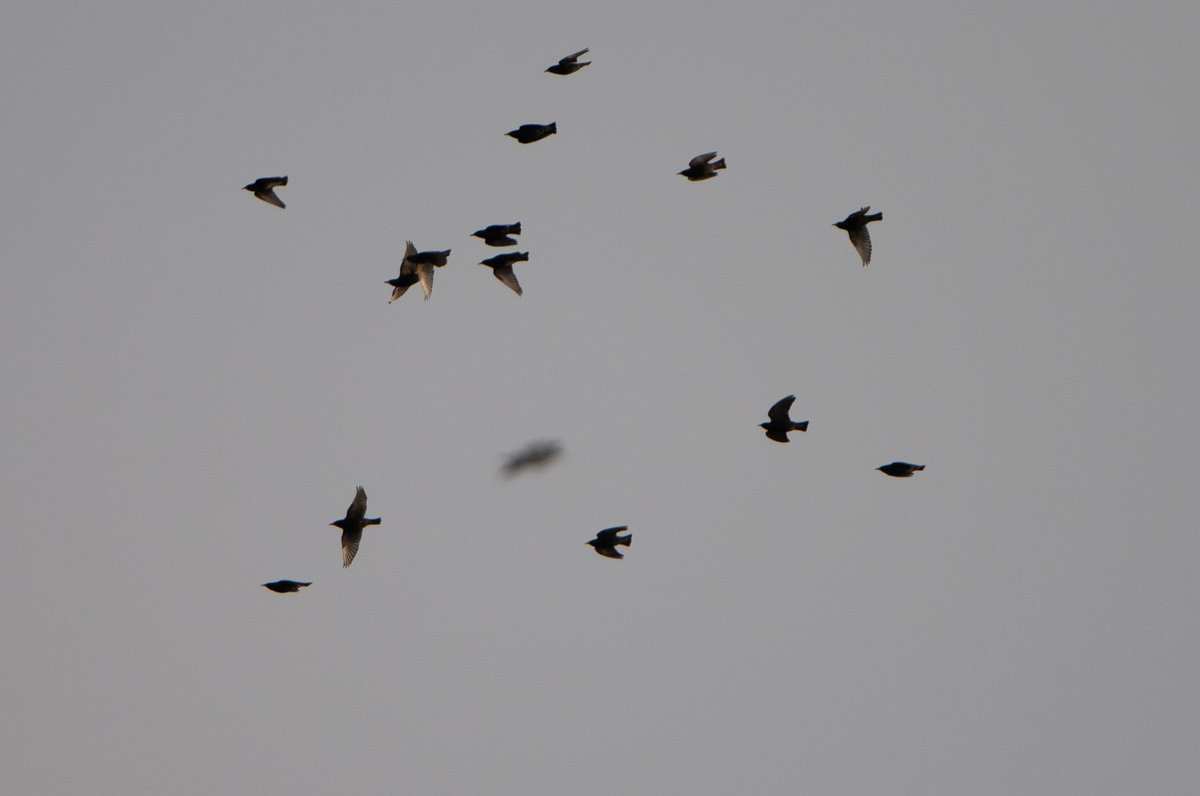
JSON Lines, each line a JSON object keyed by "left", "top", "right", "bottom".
{"left": 262, "top": 580, "right": 312, "bottom": 593}
{"left": 243, "top": 176, "right": 288, "bottom": 208}
{"left": 678, "top": 152, "right": 726, "bottom": 181}
{"left": 501, "top": 440, "right": 562, "bottom": 477}
{"left": 759, "top": 395, "right": 809, "bottom": 443}
{"left": 329, "top": 486, "right": 382, "bottom": 568}
{"left": 472, "top": 222, "right": 522, "bottom": 247}
{"left": 545, "top": 48, "right": 591, "bottom": 75}
{"left": 480, "top": 251, "right": 529, "bottom": 296}
{"left": 587, "top": 526, "right": 632, "bottom": 559}
{"left": 507, "top": 123, "right": 557, "bottom": 144}
{"left": 877, "top": 462, "right": 924, "bottom": 478}
{"left": 386, "top": 241, "right": 431, "bottom": 302}
{"left": 834, "top": 206, "right": 883, "bottom": 266}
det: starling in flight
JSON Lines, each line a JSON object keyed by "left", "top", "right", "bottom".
{"left": 386, "top": 241, "right": 432, "bottom": 302}
{"left": 759, "top": 395, "right": 809, "bottom": 443}
{"left": 243, "top": 176, "right": 288, "bottom": 208}
{"left": 472, "top": 222, "right": 522, "bottom": 247}
{"left": 587, "top": 526, "right": 632, "bottom": 559}
{"left": 262, "top": 580, "right": 311, "bottom": 593}
{"left": 834, "top": 206, "right": 883, "bottom": 266}
{"left": 876, "top": 462, "right": 924, "bottom": 478}
{"left": 480, "top": 251, "right": 529, "bottom": 296}
{"left": 501, "top": 440, "right": 562, "bottom": 477}
{"left": 678, "top": 152, "right": 726, "bottom": 181}
{"left": 545, "top": 48, "right": 591, "bottom": 75}
{"left": 329, "top": 486, "right": 382, "bottom": 568}
{"left": 507, "top": 123, "right": 557, "bottom": 144}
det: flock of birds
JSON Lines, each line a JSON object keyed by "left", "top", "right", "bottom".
{"left": 248, "top": 48, "right": 922, "bottom": 594}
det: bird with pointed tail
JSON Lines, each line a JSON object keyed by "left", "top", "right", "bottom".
{"left": 545, "top": 48, "right": 590, "bottom": 75}
{"left": 480, "top": 251, "right": 529, "bottom": 296}
{"left": 678, "top": 152, "right": 726, "bottom": 181}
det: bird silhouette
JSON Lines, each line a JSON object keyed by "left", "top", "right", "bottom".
{"left": 507, "top": 123, "right": 557, "bottom": 144}
{"left": 501, "top": 440, "right": 562, "bottom": 477}
{"left": 587, "top": 526, "right": 632, "bottom": 559}
{"left": 480, "top": 251, "right": 529, "bottom": 295}
{"left": 834, "top": 206, "right": 883, "bottom": 266}
{"left": 472, "top": 223, "right": 522, "bottom": 247}
{"left": 386, "top": 241, "right": 433, "bottom": 302}
{"left": 678, "top": 152, "right": 726, "bottom": 181}
{"left": 877, "top": 462, "right": 924, "bottom": 478}
{"left": 759, "top": 395, "right": 809, "bottom": 443}
{"left": 329, "top": 486, "right": 381, "bottom": 568}
{"left": 262, "top": 580, "right": 311, "bottom": 593}
{"left": 243, "top": 176, "right": 288, "bottom": 208}
{"left": 545, "top": 48, "right": 591, "bottom": 75}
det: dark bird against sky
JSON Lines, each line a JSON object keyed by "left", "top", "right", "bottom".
{"left": 835, "top": 206, "right": 883, "bottom": 266}
{"left": 472, "top": 223, "right": 522, "bottom": 247}
{"left": 501, "top": 440, "right": 562, "bottom": 477}
{"left": 262, "top": 580, "right": 311, "bottom": 593}
{"left": 507, "top": 123, "right": 557, "bottom": 144}
{"left": 759, "top": 395, "right": 809, "bottom": 443}
{"left": 243, "top": 176, "right": 288, "bottom": 208}
{"left": 387, "top": 241, "right": 432, "bottom": 302}
{"left": 329, "top": 486, "right": 382, "bottom": 568}
{"left": 480, "top": 251, "right": 529, "bottom": 296}
{"left": 587, "top": 526, "right": 632, "bottom": 559}
{"left": 545, "top": 48, "right": 591, "bottom": 75}
{"left": 876, "top": 462, "right": 924, "bottom": 478}
{"left": 678, "top": 152, "right": 726, "bottom": 181}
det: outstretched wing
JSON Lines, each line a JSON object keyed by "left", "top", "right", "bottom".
{"left": 494, "top": 265, "right": 523, "bottom": 296}
{"left": 346, "top": 485, "right": 368, "bottom": 521}
{"left": 767, "top": 395, "right": 795, "bottom": 423}
{"left": 341, "top": 529, "right": 361, "bottom": 568}
{"left": 849, "top": 227, "right": 872, "bottom": 266}
{"left": 689, "top": 151, "right": 718, "bottom": 168}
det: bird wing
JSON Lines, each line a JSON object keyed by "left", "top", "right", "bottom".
{"left": 764, "top": 428, "right": 790, "bottom": 443}
{"left": 346, "top": 486, "right": 368, "bottom": 521}
{"left": 689, "top": 152, "right": 718, "bottom": 168}
{"left": 593, "top": 546, "right": 624, "bottom": 559}
{"left": 341, "top": 528, "right": 361, "bottom": 568}
{"left": 494, "top": 265, "right": 523, "bottom": 296}
{"left": 399, "top": 241, "right": 418, "bottom": 274}
{"left": 595, "top": 525, "right": 629, "bottom": 543}
{"left": 562, "top": 48, "right": 589, "bottom": 63}
{"left": 256, "top": 188, "right": 285, "bottom": 209}
{"left": 767, "top": 395, "right": 796, "bottom": 423}
{"left": 849, "top": 227, "right": 872, "bottom": 266}
{"left": 417, "top": 264, "right": 434, "bottom": 300}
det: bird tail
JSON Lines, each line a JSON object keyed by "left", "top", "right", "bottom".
{"left": 866, "top": 212, "right": 881, "bottom": 222}
{"left": 795, "top": 421, "right": 809, "bottom": 432}
{"left": 365, "top": 517, "right": 382, "bottom": 526}
{"left": 911, "top": 465, "right": 925, "bottom": 471}
{"left": 618, "top": 536, "right": 632, "bottom": 547}
{"left": 279, "top": 176, "right": 288, "bottom": 186}
{"left": 548, "top": 122, "right": 557, "bottom": 133}
{"left": 510, "top": 222, "right": 522, "bottom": 235}
{"left": 712, "top": 158, "right": 726, "bottom": 170}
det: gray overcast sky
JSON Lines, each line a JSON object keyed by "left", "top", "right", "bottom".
{"left": 3, "top": 1, "right": 1199, "bottom": 793}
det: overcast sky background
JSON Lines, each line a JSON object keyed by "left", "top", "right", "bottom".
{"left": 3, "top": 1, "right": 1199, "bottom": 793}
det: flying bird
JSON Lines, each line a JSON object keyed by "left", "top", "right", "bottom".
{"left": 262, "top": 580, "right": 311, "bottom": 593}
{"left": 545, "top": 48, "right": 591, "bottom": 75}
{"left": 678, "top": 152, "right": 726, "bottom": 181}
{"left": 480, "top": 251, "right": 529, "bottom": 296}
{"left": 759, "top": 395, "right": 809, "bottom": 443}
{"left": 507, "top": 123, "right": 557, "bottom": 144}
{"left": 386, "top": 241, "right": 430, "bottom": 302}
{"left": 834, "top": 206, "right": 883, "bottom": 266}
{"left": 501, "top": 440, "right": 562, "bottom": 477}
{"left": 472, "top": 223, "right": 522, "bottom": 247}
{"left": 587, "top": 526, "right": 632, "bottom": 559}
{"left": 243, "top": 176, "right": 288, "bottom": 208}
{"left": 329, "top": 486, "right": 382, "bottom": 568}
{"left": 877, "top": 462, "right": 924, "bottom": 478}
